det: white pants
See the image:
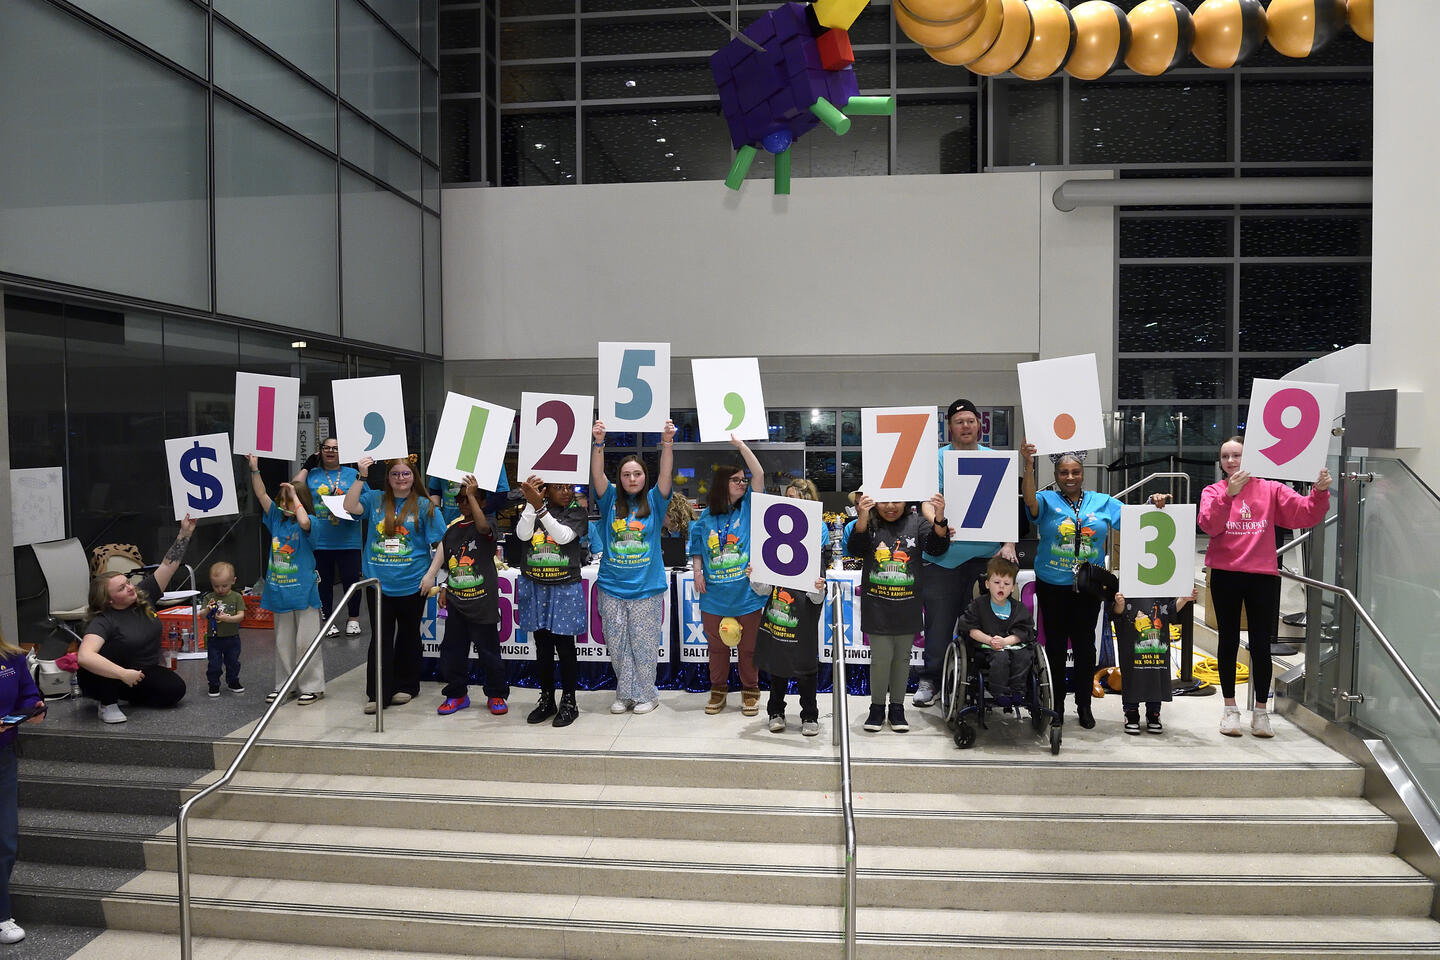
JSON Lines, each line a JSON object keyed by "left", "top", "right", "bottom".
{"left": 272, "top": 608, "right": 326, "bottom": 695}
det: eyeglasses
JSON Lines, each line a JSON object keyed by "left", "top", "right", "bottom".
{"left": 729, "top": 477, "right": 749, "bottom": 486}
{"left": 321, "top": 446, "right": 339, "bottom": 452}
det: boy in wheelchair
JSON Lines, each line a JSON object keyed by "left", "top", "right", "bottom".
{"left": 956, "top": 556, "right": 1035, "bottom": 707}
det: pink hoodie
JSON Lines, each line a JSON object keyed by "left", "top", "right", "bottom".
{"left": 1199, "top": 477, "right": 1330, "bottom": 575}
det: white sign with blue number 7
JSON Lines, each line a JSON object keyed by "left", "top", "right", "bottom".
{"left": 942, "top": 450, "right": 1018, "bottom": 543}
{"left": 598, "top": 342, "right": 670, "bottom": 432}
{"left": 748, "top": 492, "right": 823, "bottom": 593}
{"left": 1119, "top": 504, "right": 1196, "bottom": 599}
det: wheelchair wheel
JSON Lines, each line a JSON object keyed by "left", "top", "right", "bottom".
{"left": 954, "top": 722, "right": 976, "bottom": 750}
{"left": 1049, "top": 725, "right": 1062, "bottom": 755}
{"left": 1032, "top": 644, "right": 1056, "bottom": 731}
{"left": 940, "top": 641, "right": 967, "bottom": 727}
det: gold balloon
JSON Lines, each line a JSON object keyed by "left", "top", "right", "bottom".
{"left": 968, "top": 0, "right": 1035, "bottom": 76}
{"left": 1266, "top": 0, "right": 1347, "bottom": 59}
{"left": 1125, "top": 0, "right": 1194, "bottom": 76}
{"left": 1347, "top": 0, "right": 1373, "bottom": 43}
{"left": 901, "top": 0, "right": 985, "bottom": 24}
{"left": 924, "top": 0, "right": 1006, "bottom": 65}
{"left": 896, "top": 0, "right": 988, "bottom": 48}
{"left": 1191, "top": 0, "right": 1267, "bottom": 69}
{"left": 1013, "top": 0, "right": 1076, "bottom": 80}
{"left": 1065, "top": 0, "right": 1130, "bottom": 80}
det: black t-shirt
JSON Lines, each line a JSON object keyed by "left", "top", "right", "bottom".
{"left": 1111, "top": 597, "right": 1176, "bottom": 704}
{"left": 849, "top": 514, "right": 947, "bottom": 635}
{"left": 521, "top": 505, "right": 588, "bottom": 585}
{"left": 441, "top": 521, "right": 500, "bottom": 623}
{"left": 83, "top": 574, "right": 164, "bottom": 669}
{"left": 755, "top": 585, "right": 822, "bottom": 679}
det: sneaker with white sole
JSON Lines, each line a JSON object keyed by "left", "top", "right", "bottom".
{"left": 326, "top": 624, "right": 341, "bottom": 638}
{"left": 912, "top": 679, "right": 938, "bottom": 707}
{"left": 863, "top": 704, "right": 885, "bottom": 732}
{"left": 0, "top": 919, "right": 25, "bottom": 944}
{"left": 1251, "top": 711, "right": 1274, "bottom": 738}
{"left": 632, "top": 699, "right": 658, "bottom": 714}
{"left": 98, "top": 703, "right": 126, "bottom": 724}
{"left": 389, "top": 692, "right": 413, "bottom": 705}
{"left": 801, "top": 720, "right": 820, "bottom": 737}
{"left": 1219, "top": 707, "right": 1242, "bottom": 737}
{"left": 768, "top": 715, "right": 785, "bottom": 733}
{"left": 610, "top": 699, "right": 631, "bottom": 714}
{"left": 345, "top": 621, "right": 362, "bottom": 636}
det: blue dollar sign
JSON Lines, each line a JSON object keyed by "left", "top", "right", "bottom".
{"left": 179, "top": 441, "right": 224, "bottom": 511}
{"left": 362, "top": 411, "right": 386, "bottom": 452}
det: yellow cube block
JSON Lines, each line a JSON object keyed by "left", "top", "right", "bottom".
{"left": 812, "top": 0, "right": 869, "bottom": 31}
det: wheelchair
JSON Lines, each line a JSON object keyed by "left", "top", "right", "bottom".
{"left": 938, "top": 638, "right": 1063, "bottom": 755}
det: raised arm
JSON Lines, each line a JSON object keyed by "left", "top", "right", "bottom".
{"left": 248, "top": 455, "right": 273, "bottom": 514}
{"left": 343, "top": 456, "right": 373, "bottom": 516}
{"left": 1020, "top": 439, "right": 1039, "bottom": 516}
{"left": 729, "top": 432, "right": 763, "bottom": 494}
{"left": 590, "top": 421, "right": 610, "bottom": 499}
{"left": 656, "top": 419, "right": 677, "bottom": 498}
{"left": 462, "top": 475, "right": 490, "bottom": 535}
{"left": 281, "top": 482, "right": 310, "bottom": 532}
{"left": 152, "top": 514, "right": 197, "bottom": 593}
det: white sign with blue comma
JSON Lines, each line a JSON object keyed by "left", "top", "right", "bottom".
{"left": 164, "top": 433, "right": 240, "bottom": 520}
{"left": 332, "top": 375, "right": 409, "bottom": 463}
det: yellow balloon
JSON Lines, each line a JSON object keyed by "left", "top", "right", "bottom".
{"left": 896, "top": 0, "right": 988, "bottom": 48}
{"left": 1012, "top": 0, "right": 1076, "bottom": 80}
{"left": 1065, "top": 1, "right": 1130, "bottom": 81}
{"left": 924, "top": 0, "right": 1005, "bottom": 65}
{"left": 1266, "top": 0, "right": 1347, "bottom": 59}
{"left": 1125, "top": 0, "right": 1194, "bottom": 77}
{"left": 968, "top": 0, "right": 1035, "bottom": 76}
{"left": 1191, "top": 0, "right": 1267, "bottom": 69}
{"left": 1347, "top": 0, "right": 1373, "bottom": 43}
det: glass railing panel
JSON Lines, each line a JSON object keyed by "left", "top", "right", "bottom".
{"left": 1352, "top": 619, "right": 1440, "bottom": 802}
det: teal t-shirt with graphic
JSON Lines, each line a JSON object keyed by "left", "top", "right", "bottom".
{"left": 596, "top": 484, "right": 672, "bottom": 600}
{"left": 1030, "top": 489, "right": 1122, "bottom": 586}
{"left": 687, "top": 489, "right": 765, "bottom": 617}
{"left": 427, "top": 469, "right": 510, "bottom": 525}
{"left": 261, "top": 504, "right": 321, "bottom": 613}
{"left": 358, "top": 489, "right": 446, "bottom": 596}
{"left": 305, "top": 466, "right": 363, "bottom": 551}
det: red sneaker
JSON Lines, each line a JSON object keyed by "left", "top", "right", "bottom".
{"left": 437, "top": 696, "right": 470, "bottom": 716}
{"left": 488, "top": 696, "right": 508, "bottom": 715}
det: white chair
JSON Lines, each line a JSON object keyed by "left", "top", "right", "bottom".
{"left": 31, "top": 538, "right": 91, "bottom": 642}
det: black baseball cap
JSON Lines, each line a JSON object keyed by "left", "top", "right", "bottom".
{"left": 946, "top": 399, "right": 979, "bottom": 420}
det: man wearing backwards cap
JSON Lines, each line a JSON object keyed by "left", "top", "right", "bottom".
{"left": 913, "top": 399, "right": 1018, "bottom": 709}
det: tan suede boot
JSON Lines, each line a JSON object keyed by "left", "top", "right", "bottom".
{"left": 741, "top": 690, "right": 761, "bottom": 717}
{"left": 705, "top": 690, "right": 727, "bottom": 714}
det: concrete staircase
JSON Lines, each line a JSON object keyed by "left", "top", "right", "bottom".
{"left": 15, "top": 691, "right": 1440, "bottom": 959}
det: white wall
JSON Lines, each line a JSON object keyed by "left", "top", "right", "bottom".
{"left": 1369, "top": 2, "right": 1438, "bottom": 487}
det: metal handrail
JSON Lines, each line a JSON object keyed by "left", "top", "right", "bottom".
{"left": 177, "top": 577, "right": 382, "bottom": 960}
{"left": 828, "top": 583, "right": 856, "bottom": 960}
{"left": 1278, "top": 569, "right": 1440, "bottom": 727}
{"left": 1111, "top": 471, "right": 1192, "bottom": 504}
{"left": 1277, "top": 512, "right": 1340, "bottom": 561}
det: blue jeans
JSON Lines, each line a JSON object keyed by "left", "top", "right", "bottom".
{"left": 206, "top": 634, "right": 242, "bottom": 688}
{"left": 0, "top": 743, "right": 17, "bottom": 919}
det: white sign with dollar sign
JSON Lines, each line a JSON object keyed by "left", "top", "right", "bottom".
{"left": 165, "top": 433, "right": 240, "bottom": 520}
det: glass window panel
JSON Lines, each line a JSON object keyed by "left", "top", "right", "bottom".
{"left": 1118, "top": 359, "right": 1227, "bottom": 400}
{"left": 423, "top": 68, "right": 441, "bottom": 160}
{"left": 1241, "top": 79, "right": 1372, "bottom": 164}
{"left": 514, "top": 0, "right": 575, "bottom": 12}
{"left": 503, "top": 19, "right": 575, "bottom": 59}
{"left": 583, "top": 105, "right": 733, "bottom": 183}
{"left": 767, "top": 411, "right": 806, "bottom": 444}
{"left": 440, "top": 8, "right": 482, "bottom": 49}
{"left": 897, "top": 49, "right": 971, "bottom": 90}
{"left": 806, "top": 451, "right": 837, "bottom": 493}
{"left": 339, "top": 0, "right": 421, "bottom": 149}
{"left": 341, "top": 170, "right": 423, "bottom": 350}
{"left": 215, "top": 0, "right": 335, "bottom": 89}
{"left": 368, "top": 0, "right": 420, "bottom": 49}
{"left": 896, "top": 96, "right": 975, "bottom": 175}
{"left": 215, "top": 100, "right": 339, "bottom": 334}
{"left": 1238, "top": 358, "right": 1319, "bottom": 399}
{"left": 503, "top": 111, "right": 576, "bottom": 185}
{"left": 65, "top": 0, "right": 207, "bottom": 74}
{"left": 581, "top": 59, "right": 710, "bottom": 100}
{"left": 1120, "top": 217, "right": 1231, "bottom": 258}
{"left": 841, "top": 410, "right": 861, "bottom": 446}
{"left": 737, "top": 1, "right": 890, "bottom": 45}
{"left": 1071, "top": 80, "right": 1228, "bottom": 165}
{"left": 3, "top": 296, "right": 68, "bottom": 471}
{"left": 840, "top": 452, "right": 862, "bottom": 492}
{"left": 1119, "top": 265, "right": 1230, "bottom": 352}
{"left": 341, "top": 109, "right": 422, "bottom": 201}
{"left": 1248, "top": 27, "right": 1374, "bottom": 68}
{"left": 747, "top": 109, "right": 891, "bottom": 180}
{"left": 0, "top": 0, "right": 208, "bottom": 308}
{"left": 1240, "top": 216, "right": 1372, "bottom": 258}
{"left": 424, "top": 212, "right": 442, "bottom": 356}
{"left": 422, "top": 0, "right": 439, "bottom": 64}
{"left": 423, "top": 163, "right": 440, "bottom": 210}
{"left": 806, "top": 409, "right": 837, "bottom": 447}
{"left": 502, "top": 63, "right": 577, "bottom": 102}
{"left": 991, "top": 79, "right": 1061, "bottom": 167}
{"left": 215, "top": 22, "right": 337, "bottom": 150}
{"left": 583, "top": 14, "right": 718, "bottom": 57}
{"left": 442, "top": 99, "right": 488, "bottom": 183}
{"left": 444, "top": 53, "right": 485, "bottom": 94}
{"left": 1239, "top": 264, "right": 1371, "bottom": 352}
{"left": 850, "top": 51, "right": 891, "bottom": 92}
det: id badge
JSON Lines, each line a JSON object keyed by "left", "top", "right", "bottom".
{"left": 383, "top": 538, "right": 403, "bottom": 555}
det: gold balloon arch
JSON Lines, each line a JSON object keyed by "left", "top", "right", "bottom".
{"left": 896, "top": 0, "right": 1373, "bottom": 79}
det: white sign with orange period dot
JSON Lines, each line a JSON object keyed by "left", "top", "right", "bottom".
{"left": 1016, "top": 353, "right": 1106, "bottom": 456}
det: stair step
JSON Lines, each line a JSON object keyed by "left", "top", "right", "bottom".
{"left": 20, "top": 759, "right": 209, "bottom": 816}
{"left": 21, "top": 729, "right": 219, "bottom": 769}
{"left": 19, "top": 809, "right": 173, "bottom": 869}
{"left": 63, "top": 930, "right": 546, "bottom": 960}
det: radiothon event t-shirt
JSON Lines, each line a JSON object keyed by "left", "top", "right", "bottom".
{"left": 305, "top": 465, "right": 362, "bottom": 551}
{"left": 1111, "top": 597, "right": 1177, "bottom": 705}
{"left": 596, "top": 484, "right": 672, "bottom": 599}
{"left": 261, "top": 503, "right": 321, "bottom": 613}
{"left": 688, "top": 489, "right": 765, "bottom": 618}
{"left": 755, "top": 584, "right": 822, "bottom": 679}
{"left": 522, "top": 504, "right": 588, "bottom": 585}
{"left": 1030, "top": 489, "right": 1122, "bottom": 586}
{"left": 428, "top": 469, "right": 511, "bottom": 525}
{"left": 441, "top": 519, "right": 499, "bottom": 623}
{"left": 358, "top": 489, "right": 446, "bottom": 596}
{"left": 848, "top": 513, "right": 942, "bottom": 635}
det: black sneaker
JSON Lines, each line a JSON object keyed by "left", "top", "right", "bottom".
{"left": 1123, "top": 716, "right": 1141, "bottom": 735}
{"left": 527, "top": 691, "right": 557, "bottom": 725}
{"left": 1146, "top": 715, "right": 1164, "bottom": 735}
{"left": 862, "top": 705, "right": 885, "bottom": 732}
{"left": 228, "top": 682, "right": 245, "bottom": 693}
{"left": 888, "top": 703, "right": 909, "bottom": 733}
{"left": 1076, "top": 701, "right": 1096, "bottom": 729}
{"left": 208, "top": 685, "right": 220, "bottom": 698}
{"left": 553, "top": 693, "right": 579, "bottom": 728}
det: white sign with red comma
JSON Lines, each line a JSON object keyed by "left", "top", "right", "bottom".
{"left": 232, "top": 372, "right": 300, "bottom": 460}
{"left": 518, "top": 392, "right": 593, "bottom": 484}
{"left": 1017, "top": 353, "right": 1106, "bottom": 456}
{"left": 1240, "top": 378, "right": 1340, "bottom": 482}
{"left": 860, "top": 406, "right": 938, "bottom": 503}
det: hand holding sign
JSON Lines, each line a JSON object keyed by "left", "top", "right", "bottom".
{"left": 860, "top": 406, "right": 938, "bottom": 502}
{"left": 165, "top": 433, "right": 240, "bottom": 520}
{"left": 1119, "top": 504, "right": 1196, "bottom": 598}
{"left": 519, "top": 392, "right": 593, "bottom": 483}
{"left": 599, "top": 342, "right": 670, "bottom": 431}
{"left": 333, "top": 376, "right": 408, "bottom": 462}
{"left": 749, "top": 493, "right": 822, "bottom": 592}
{"left": 943, "top": 450, "right": 1019, "bottom": 542}
{"left": 1240, "top": 378, "right": 1339, "bottom": 482}
{"left": 692, "top": 358, "right": 767, "bottom": 441}
{"left": 427, "top": 392, "right": 516, "bottom": 486}
{"left": 1017, "top": 354, "right": 1106, "bottom": 456}
{"left": 233, "top": 373, "right": 299, "bottom": 460}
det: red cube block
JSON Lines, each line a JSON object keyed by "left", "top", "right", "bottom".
{"left": 817, "top": 27, "right": 853, "bottom": 71}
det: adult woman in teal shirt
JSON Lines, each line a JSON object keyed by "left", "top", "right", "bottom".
{"left": 294, "top": 440, "right": 363, "bottom": 637}
{"left": 344, "top": 454, "right": 446, "bottom": 714}
{"left": 689, "top": 435, "right": 766, "bottom": 717}
{"left": 250, "top": 455, "right": 326, "bottom": 705}
{"left": 590, "top": 418, "right": 676, "bottom": 715}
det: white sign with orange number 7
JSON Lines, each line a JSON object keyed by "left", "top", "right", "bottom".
{"left": 860, "top": 406, "right": 938, "bottom": 503}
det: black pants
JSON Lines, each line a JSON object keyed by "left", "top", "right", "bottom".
{"left": 767, "top": 674, "right": 819, "bottom": 723}
{"left": 1034, "top": 580, "right": 1103, "bottom": 711}
{"left": 78, "top": 664, "right": 186, "bottom": 707}
{"left": 206, "top": 635, "right": 242, "bottom": 688}
{"left": 920, "top": 557, "right": 988, "bottom": 683}
{"left": 365, "top": 591, "right": 424, "bottom": 702}
{"left": 439, "top": 611, "right": 508, "bottom": 700}
{"left": 315, "top": 548, "right": 363, "bottom": 621}
{"left": 1210, "top": 568, "right": 1281, "bottom": 701}
{"left": 533, "top": 629, "right": 578, "bottom": 694}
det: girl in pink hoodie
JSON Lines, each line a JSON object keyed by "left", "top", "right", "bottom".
{"left": 1198, "top": 436, "right": 1332, "bottom": 739}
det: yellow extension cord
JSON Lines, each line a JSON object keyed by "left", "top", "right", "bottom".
{"left": 1177, "top": 641, "right": 1247, "bottom": 688}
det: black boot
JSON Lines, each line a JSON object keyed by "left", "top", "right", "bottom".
{"left": 553, "top": 691, "right": 579, "bottom": 728}
{"left": 527, "top": 689, "right": 557, "bottom": 724}
{"left": 1076, "top": 699, "right": 1096, "bottom": 729}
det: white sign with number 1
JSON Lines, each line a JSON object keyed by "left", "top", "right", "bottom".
{"left": 1119, "top": 504, "right": 1196, "bottom": 599}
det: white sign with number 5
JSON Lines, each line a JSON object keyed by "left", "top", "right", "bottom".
{"left": 1119, "top": 504, "right": 1196, "bottom": 599}
{"left": 1240, "top": 378, "right": 1339, "bottom": 482}
{"left": 598, "top": 342, "right": 670, "bottom": 431}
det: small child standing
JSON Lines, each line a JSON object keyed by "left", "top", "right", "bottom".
{"left": 957, "top": 556, "right": 1035, "bottom": 706}
{"left": 202, "top": 561, "right": 247, "bottom": 697}
{"left": 750, "top": 569, "right": 825, "bottom": 737}
{"left": 1109, "top": 589, "right": 1194, "bottom": 734}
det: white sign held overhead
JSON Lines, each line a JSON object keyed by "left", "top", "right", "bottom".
{"left": 518, "top": 392, "right": 593, "bottom": 484}
{"left": 748, "top": 493, "right": 824, "bottom": 593}
{"left": 860, "top": 406, "right": 938, "bottom": 503}
{"left": 427, "top": 392, "right": 516, "bottom": 486}
{"left": 599, "top": 341, "right": 670, "bottom": 431}
{"left": 233, "top": 372, "right": 300, "bottom": 460}
{"left": 691, "top": 358, "right": 767, "bottom": 442}
{"left": 942, "top": 450, "right": 1019, "bottom": 543}
{"left": 1017, "top": 354, "right": 1106, "bottom": 455}
{"left": 165, "top": 433, "right": 240, "bottom": 521}
{"left": 332, "top": 375, "right": 409, "bottom": 463}
{"left": 1119, "top": 504, "right": 1197, "bottom": 599}
{"left": 1240, "top": 378, "right": 1340, "bottom": 482}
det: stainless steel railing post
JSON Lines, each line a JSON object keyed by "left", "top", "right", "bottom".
{"left": 828, "top": 582, "right": 856, "bottom": 960}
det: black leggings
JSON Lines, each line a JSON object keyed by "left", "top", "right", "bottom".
{"left": 1034, "top": 580, "right": 1103, "bottom": 709}
{"left": 78, "top": 664, "right": 186, "bottom": 707}
{"left": 365, "top": 591, "right": 424, "bottom": 702}
{"left": 533, "top": 629, "right": 578, "bottom": 694}
{"left": 1209, "top": 568, "right": 1281, "bottom": 701}
{"left": 314, "top": 548, "right": 362, "bottom": 620}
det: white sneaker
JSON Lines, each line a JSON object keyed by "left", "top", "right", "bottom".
{"left": 98, "top": 703, "right": 127, "bottom": 724}
{"left": 913, "top": 679, "right": 938, "bottom": 707}
{"left": 0, "top": 919, "right": 25, "bottom": 944}
{"left": 345, "top": 621, "right": 362, "bottom": 636}
{"left": 325, "top": 624, "right": 341, "bottom": 637}
{"left": 1251, "top": 711, "right": 1274, "bottom": 738}
{"left": 801, "top": 720, "right": 820, "bottom": 737}
{"left": 632, "top": 699, "right": 658, "bottom": 715}
{"left": 609, "top": 699, "right": 631, "bottom": 714}
{"left": 768, "top": 715, "right": 786, "bottom": 733}
{"left": 1219, "top": 707, "right": 1242, "bottom": 737}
